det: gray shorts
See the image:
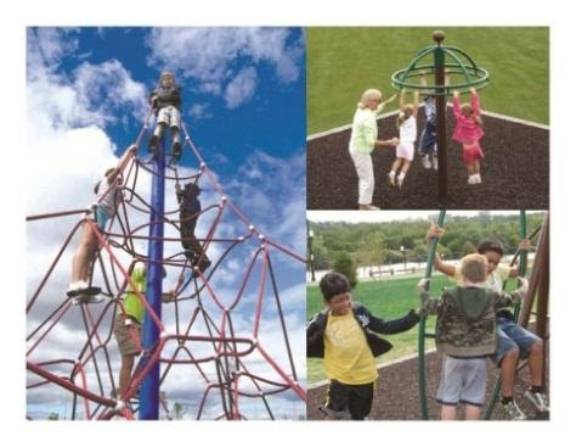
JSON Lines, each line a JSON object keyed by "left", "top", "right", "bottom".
{"left": 436, "top": 355, "right": 487, "bottom": 407}
{"left": 157, "top": 105, "right": 181, "bottom": 128}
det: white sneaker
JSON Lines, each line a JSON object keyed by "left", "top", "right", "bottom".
{"left": 397, "top": 174, "right": 405, "bottom": 189}
{"left": 524, "top": 390, "right": 549, "bottom": 412}
{"left": 422, "top": 157, "right": 431, "bottom": 169}
{"left": 467, "top": 176, "right": 475, "bottom": 184}
{"left": 432, "top": 152, "right": 438, "bottom": 170}
{"left": 502, "top": 400, "right": 528, "bottom": 420}
{"left": 388, "top": 172, "right": 396, "bottom": 186}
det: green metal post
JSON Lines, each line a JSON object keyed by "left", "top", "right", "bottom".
{"left": 418, "top": 209, "right": 446, "bottom": 419}
{"left": 515, "top": 210, "right": 528, "bottom": 318}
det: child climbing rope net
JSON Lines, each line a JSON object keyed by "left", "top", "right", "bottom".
{"left": 26, "top": 109, "right": 306, "bottom": 420}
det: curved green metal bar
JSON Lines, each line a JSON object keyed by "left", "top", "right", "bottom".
{"left": 398, "top": 47, "right": 436, "bottom": 84}
{"left": 443, "top": 48, "right": 473, "bottom": 85}
{"left": 391, "top": 43, "right": 489, "bottom": 95}
{"left": 483, "top": 210, "right": 528, "bottom": 420}
{"left": 443, "top": 46, "right": 480, "bottom": 71}
{"left": 418, "top": 210, "right": 447, "bottom": 420}
{"left": 391, "top": 64, "right": 489, "bottom": 94}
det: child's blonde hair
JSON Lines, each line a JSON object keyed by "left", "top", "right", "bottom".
{"left": 396, "top": 104, "right": 415, "bottom": 127}
{"left": 358, "top": 89, "right": 382, "bottom": 109}
{"left": 460, "top": 253, "right": 488, "bottom": 284}
{"left": 159, "top": 71, "right": 175, "bottom": 86}
{"left": 94, "top": 168, "right": 120, "bottom": 194}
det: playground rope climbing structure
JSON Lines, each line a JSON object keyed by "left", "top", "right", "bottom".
{"left": 26, "top": 109, "right": 306, "bottom": 420}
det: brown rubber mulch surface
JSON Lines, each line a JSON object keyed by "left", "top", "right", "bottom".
{"left": 307, "top": 113, "right": 549, "bottom": 210}
{"left": 307, "top": 348, "right": 549, "bottom": 421}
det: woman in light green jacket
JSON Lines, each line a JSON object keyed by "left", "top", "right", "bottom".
{"left": 348, "top": 89, "right": 398, "bottom": 210}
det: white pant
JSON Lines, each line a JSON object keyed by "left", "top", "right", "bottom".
{"left": 349, "top": 149, "right": 374, "bottom": 206}
{"left": 157, "top": 105, "right": 181, "bottom": 129}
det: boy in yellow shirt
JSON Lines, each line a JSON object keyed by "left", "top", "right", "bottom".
{"left": 307, "top": 272, "right": 420, "bottom": 420}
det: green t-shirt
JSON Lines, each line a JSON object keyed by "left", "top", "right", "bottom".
{"left": 119, "top": 264, "right": 147, "bottom": 323}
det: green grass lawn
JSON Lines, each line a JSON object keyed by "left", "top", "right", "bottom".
{"left": 307, "top": 274, "right": 452, "bottom": 384}
{"left": 307, "top": 27, "right": 549, "bottom": 134}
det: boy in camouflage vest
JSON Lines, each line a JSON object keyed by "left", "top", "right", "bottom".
{"left": 419, "top": 253, "right": 528, "bottom": 420}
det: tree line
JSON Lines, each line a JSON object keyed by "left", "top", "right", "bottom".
{"left": 308, "top": 212, "right": 546, "bottom": 273}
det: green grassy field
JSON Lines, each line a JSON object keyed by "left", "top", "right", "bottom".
{"left": 307, "top": 274, "right": 452, "bottom": 384}
{"left": 307, "top": 27, "right": 549, "bottom": 134}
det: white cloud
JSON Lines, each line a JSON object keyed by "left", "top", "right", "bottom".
{"left": 224, "top": 66, "right": 258, "bottom": 109}
{"left": 189, "top": 103, "right": 213, "bottom": 120}
{"left": 146, "top": 27, "right": 302, "bottom": 107}
{"left": 224, "top": 149, "right": 306, "bottom": 255}
{"left": 27, "top": 28, "right": 79, "bottom": 70}
{"left": 72, "top": 60, "right": 148, "bottom": 125}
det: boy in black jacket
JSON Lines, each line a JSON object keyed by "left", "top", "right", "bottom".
{"left": 307, "top": 272, "right": 420, "bottom": 420}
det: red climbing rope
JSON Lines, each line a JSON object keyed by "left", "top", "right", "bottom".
{"left": 26, "top": 112, "right": 305, "bottom": 420}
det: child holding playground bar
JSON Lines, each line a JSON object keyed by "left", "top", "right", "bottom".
{"left": 388, "top": 78, "right": 424, "bottom": 188}
{"left": 418, "top": 73, "right": 448, "bottom": 171}
{"left": 426, "top": 224, "right": 549, "bottom": 419}
{"left": 452, "top": 88, "right": 484, "bottom": 184}
{"left": 418, "top": 94, "right": 437, "bottom": 170}
{"left": 418, "top": 254, "right": 528, "bottom": 420}
{"left": 307, "top": 272, "right": 420, "bottom": 420}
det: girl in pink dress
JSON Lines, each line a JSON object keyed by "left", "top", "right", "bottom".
{"left": 452, "top": 88, "right": 484, "bottom": 184}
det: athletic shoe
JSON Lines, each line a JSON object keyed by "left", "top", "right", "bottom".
{"left": 149, "top": 134, "right": 159, "bottom": 152}
{"left": 524, "top": 390, "right": 549, "bottom": 412}
{"left": 502, "top": 400, "right": 527, "bottom": 420}
{"left": 432, "top": 154, "right": 438, "bottom": 170}
{"left": 172, "top": 141, "right": 182, "bottom": 161}
{"left": 197, "top": 257, "right": 212, "bottom": 274}
{"left": 422, "top": 157, "right": 431, "bottom": 169}
{"left": 72, "top": 292, "right": 104, "bottom": 305}
{"left": 388, "top": 172, "right": 396, "bottom": 186}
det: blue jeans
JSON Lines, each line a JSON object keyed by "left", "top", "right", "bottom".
{"left": 93, "top": 206, "right": 109, "bottom": 230}
{"left": 494, "top": 317, "right": 540, "bottom": 366}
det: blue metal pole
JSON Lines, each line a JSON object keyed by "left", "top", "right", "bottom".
{"left": 139, "top": 135, "right": 166, "bottom": 420}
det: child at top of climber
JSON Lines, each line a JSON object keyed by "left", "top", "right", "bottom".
{"left": 149, "top": 71, "right": 183, "bottom": 161}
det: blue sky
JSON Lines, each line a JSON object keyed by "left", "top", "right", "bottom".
{"left": 26, "top": 26, "right": 306, "bottom": 420}
{"left": 29, "top": 27, "right": 305, "bottom": 176}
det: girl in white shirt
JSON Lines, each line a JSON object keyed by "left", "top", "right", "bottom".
{"left": 388, "top": 80, "right": 423, "bottom": 189}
